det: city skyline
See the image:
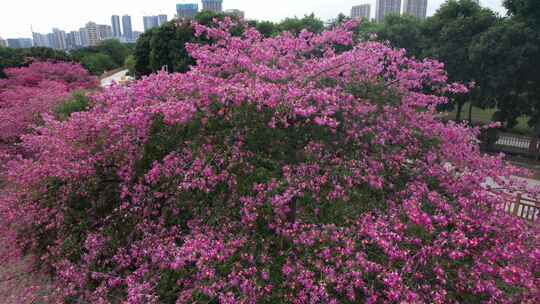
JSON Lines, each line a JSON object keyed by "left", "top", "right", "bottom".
{"left": 0, "top": 0, "right": 507, "bottom": 39}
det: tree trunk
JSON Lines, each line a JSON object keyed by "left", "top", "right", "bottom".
{"left": 468, "top": 102, "right": 473, "bottom": 123}
{"left": 455, "top": 101, "right": 464, "bottom": 121}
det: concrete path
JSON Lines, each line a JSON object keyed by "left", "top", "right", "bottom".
{"left": 100, "top": 69, "right": 130, "bottom": 87}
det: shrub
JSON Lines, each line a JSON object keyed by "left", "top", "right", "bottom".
{"left": 0, "top": 61, "right": 97, "bottom": 142}
{"left": 54, "top": 90, "right": 92, "bottom": 121}
{"left": 80, "top": 53, "right": 116, "bottom": 75}
{"left": 1, "top": 20, "right": 539, "bottom": 303}
{"left": 0, "top": 46, "right": 72, "bottom": 78}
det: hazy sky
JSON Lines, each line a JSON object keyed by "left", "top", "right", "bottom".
{"left": 0, "top": 0, "right": 507, "bottom": 39}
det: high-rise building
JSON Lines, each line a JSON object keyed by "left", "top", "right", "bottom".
{"left": 158, "top": 14, "right": 168, "bottom": 26}
{"left": 79, "top": 27, "right": 89, "bottom": 47}
{"left": 47, "top": 33, "right": 55, "bottom": 47}
{"left": 32, "top": 32, "right": 51, "bottom": 48}
{"left": 403, "top": 0, "right": 428, "bottom": 19}
{"left": 375, "top": 0, "right": 402, "bottom": 22}
{"left": 143, "top": 16, "right": 160, "bottom": 31}
{"left": 98, "top": 24, "right": 113, "bottom": 40}
{"left": 122, "top": 15, "right": 134, "bottom": 42}
{"left": 176, "top": 3, "right": 199, "bottom": 20}
{"left": 225, "top": 9, "right": 245, "bottom": 20}
{"left": 0, "top": 37, "right": 7, "bottom": 47}
{"left": 111, "top": 15, "right": 122, "bottom": 37}
{"left": 66, "top": 32, "right": 76, "bottom": 49}
{"left": 202, "top": 0, "right": 223, "bottom": 12}
{"left": 71, "top": 31, "right": 82, "bottom": 47}
{"left": 51, "top": 28, "right": 67, "bottom": 50}
{"left": 7, "top": 38, "right": 33, "bottom": 49}
{"left": 351, "top": 4, "right": 371, "bottom": 20}
{"left": 85, "top": 22, "right": 99, "bottom": 46}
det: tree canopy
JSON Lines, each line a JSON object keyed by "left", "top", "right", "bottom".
{"left": 1, "top": 20, "right": 539, "bottom": 304}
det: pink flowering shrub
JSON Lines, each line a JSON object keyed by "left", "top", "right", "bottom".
{"left": 1, "top": 20, "right": 539, "bottom": 303}
{"left": 0, "top": 61, "right": 97, "bottom": 90}
{"left": 0, "top": 61, "right": 97, "bottom": 143}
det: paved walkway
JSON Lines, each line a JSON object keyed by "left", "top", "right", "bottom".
{"left": 100, "top": 69, "right": 130, "bottom": 87}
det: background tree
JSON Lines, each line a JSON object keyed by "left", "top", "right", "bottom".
{"left": 0, "top": 46, "right": 71, "bottom": 78}
{"left": 124, "top": 54, "right": 136, "bottom": 76}
{"left": 278, "top": 13, "right": 325, "bottom": 34}
{"left": 504, "top": 0, "right": 540, "bottom": 29}
{"left": 71, "top": 39, "right": 132, "bottom": 75}
{"left": 470, "top": 19, "right": 538, "bottom": 128}
{"left": 501, "top": 0, "right": 540, "bottom": 131}
{"left": 248, "top": 20, "right": 278, "bottom": 37}
{"left": 423, "top": 0, "right": 497, "bottom": 120}
{"left": 79, "top": 53, "right": 115, "bottom": 75}
{"left": 0, "top": 47, "right": 24, "bottom": 78}
{"left": 133, "top": 11, "right": 240, "bottom": 78}
{"left": 355, "top": 14, "right": 426, "bottom": 58}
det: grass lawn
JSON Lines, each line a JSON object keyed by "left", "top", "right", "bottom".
{"left": 444, "top": 103, "right": 532, "bottom": 135}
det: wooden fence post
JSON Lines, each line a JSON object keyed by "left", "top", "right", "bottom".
{"left": 513, "top": 194, "right": 522, "bottom": 217}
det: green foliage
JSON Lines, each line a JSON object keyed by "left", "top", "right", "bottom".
{"left": 53, "top": 90, "right": 91, "bottom": 121}
{"left": 470, "top": 19, "right": 539, "bottom": 127}
{"left": 71, "top": 39, "right": 131, "bottom": 75}
{"left": 80, "top": 53, "right": 115, "bottom": 75}
{"left": 124, "top": 54, "right": 136, "bottom": 77}
{"left": 278, "top": 13, "right": 325, "bottom": 34}
{"left": 0, "top": 46, "right": 71, "bottom": 78}
{"left": 0, "top": 47, "right": 24, "bottom": 78}
{"left": 423, "top": 0, "right": 497, "bottom": 83}
{"left": 423, "top": 0, "right": 497, "bottom": 120}
{"left": 133, "top": 11, "right": 233, "bottom": 78}
{"left": 134, "top": 21, "right": 196, "bottom": 78}
{"left": 133, "top": 32, "right": 153, "bottom": 77}
{"left": 251, "top": 20, "right": 279, "bottom": 37}
{"left": 96, "top": 39, "right": 130, "bottom": 66}
{"left": 504, "top": 0, "right": 540, "bottom": 29}
{"left": 376, "top": 14, "right": 426, "bottom": 58}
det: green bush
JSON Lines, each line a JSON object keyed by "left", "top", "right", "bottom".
{"left": 80, "top": 53, "right": 115, "bottom": 75}
{"left": 54, "top": 90, "right": 91, "bottom": 120}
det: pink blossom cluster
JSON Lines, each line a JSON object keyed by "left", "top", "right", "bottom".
{"left": 0, "top": 61, "right": 97, "bottom": 144}
{"left": 1, "top": 20, "right": 539, "bottom": 303}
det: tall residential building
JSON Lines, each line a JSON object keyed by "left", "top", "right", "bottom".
{"left": 66, "top": 31, "right": 83, "bottom": 49}
{"left": 7, "top": 38, "right": 33, "bottom": 49}
{"left": 143, "top": 16, "right": 160, "bottom": 31}
{"left": 98, "top": 24, "right": 113, "bottom": 40}
{"left": 202, "top": 0, "right": 223, "bottom": 12}
{"left": 375, "top": 0, "right": 402, "bottom": 22}
{"left": 32, "top": 32, "right": 51, "bottom": 48}
{"left": 51, "top": 28, "right": 67, "bottom": 50}
{"left": 65, "top": 32, "right": 76, "bottom": 49}
{"left": 47, "top": 33, "right": 55, "bottom": 47}
{"left": 225, "top": 9, "right": 245, "bottom": 20}
{"left": 158, "top": 14, "right": 168, "bottom": 26}
{"left": 111, "top": 15, "right": 122, "bottom": 37}
{"left": 403, "top": 0, "right": 428, "bottom": 19}
{"left": 71, "top": 31, "right": 82, "bottom": 47}
{"left": 0, "top": 37, "right": 7, "bottom": 47}
{"left": 122, "top": 15, "right": 134, "bottom": 42}
{"left": 79, "top": 27, "right": 89, "bottom": 47}
{"left": 351, "top": 4, "right": 371, "bottom": 20}
{"left": 176, "top": 3, "right": 199, "bottom": 20}
{"left": 85, "top": 22, "right": 99, "bottom": 46}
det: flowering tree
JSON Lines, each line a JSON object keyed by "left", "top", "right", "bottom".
{"left": 1, "top": 20, "right": 539, "bottom": 303}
